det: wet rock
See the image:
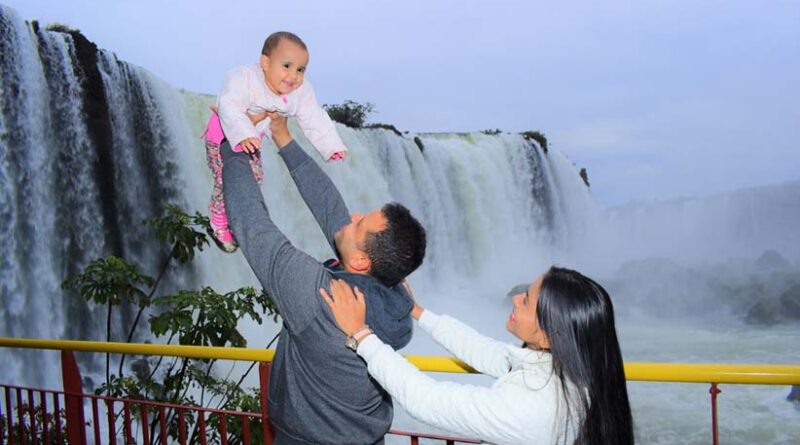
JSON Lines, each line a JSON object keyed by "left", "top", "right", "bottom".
{"left": 755, "top": 250, "right": 792, "bottom": 271}
{"left": 131, "top": 358, "right": 151, "bottom": 381}
{"left": 744, "top": 300, "right": 782, "bottom": 325}
{"left": 82, "top": 376, "right": 95, "bottom": 392}
{"left": 779, "top": 284, "right": 800, "bottom": 320}
{"left": 507, "top": 284, "right": 529, "bottom": 297}
{"left": 787, "top": 385, "right": 800, "bottom": 405}
{"left": 579, "top": 168, "right": 590, "bottom": 188}
{"left": 413, "top": 136, "right": 425, "bottom": 153}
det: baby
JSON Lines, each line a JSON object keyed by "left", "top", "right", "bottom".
{"left": 204, "top": 31, "right": 347, "bottom": 252}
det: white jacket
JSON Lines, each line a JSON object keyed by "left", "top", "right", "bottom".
{"left": 216, "top": 64, "right": 347, "bottom": 160}
{"left": 357, "top": 311, "right": 580, "bottom": 445}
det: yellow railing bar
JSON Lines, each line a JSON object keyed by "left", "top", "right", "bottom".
{"left": 0, "top": 338, "right": 275, "bottom": 362}
{"left": 2, "top": 337, "right": 799, "bottom": 385}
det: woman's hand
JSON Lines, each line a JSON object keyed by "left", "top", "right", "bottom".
{"left": 401, "top": 279, "right": 425, "bottom": 320}
{"left": 320, "top": 279, "right": 367, "bottom": 336}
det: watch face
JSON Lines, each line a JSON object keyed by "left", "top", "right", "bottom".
{"left": 346, "top": 336, "right": 358, "bottom": 351}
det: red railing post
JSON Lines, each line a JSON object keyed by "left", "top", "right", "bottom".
{"left": 259, "top": 362, "right": 274, "bottom": 445}
{"left": 61, "top": 350, "right": 87, "bottom": 445}
{"left": 710, "top": 383, "right": 721, "bottom": 445}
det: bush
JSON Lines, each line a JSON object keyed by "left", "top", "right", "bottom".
{"left": 481, "top": 129, "right": 502, "bottom": 135}
{"left": 366, "top": 123, "right": 402, "bottom": 137}
{"left": 521, "top": 131, "right": 548, "bottom": 153}
{"left": 323, "top": 100, "right": 375, "bottom": 128}
{"left": 45, "top": 22, "right": 79, "bottom": 33}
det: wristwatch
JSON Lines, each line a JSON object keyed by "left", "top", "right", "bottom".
{"left": 345, "top": 326, "right": 372, "bottom": 351}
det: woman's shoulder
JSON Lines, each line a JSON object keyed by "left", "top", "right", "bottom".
{"left": 498, "top": 348, "right": 561, "bottom": 390}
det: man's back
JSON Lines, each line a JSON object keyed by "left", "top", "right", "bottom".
{"left": 268, "top": 311, "right": 392, "bottom": 444}
{"left": 221, "top": 137, "right": 414, "bottom": 444}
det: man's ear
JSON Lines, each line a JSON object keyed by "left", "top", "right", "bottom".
{"left": 259, "top": 54, "right": 270, "bottom": 71}
{"left": 347, "top": 251, "right": 371, "bottom": 274}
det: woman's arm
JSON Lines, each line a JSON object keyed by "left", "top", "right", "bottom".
{"left": 419, "top": 311, "right": 512, "bottom": 379}
{"left": 322, "top": 281, "right": 512, "bottom": 378}
{"left": 400, "top": 280, "right": 512, "bottom": 378}
{"left": 357, "top": 335, "right": 551, "bottom": 445}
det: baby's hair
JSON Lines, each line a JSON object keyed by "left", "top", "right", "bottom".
{"left": 262, "top": 32, "right": 307, "bottom": 56}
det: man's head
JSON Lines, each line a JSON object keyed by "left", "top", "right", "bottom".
{"left": 334, "top": 203, "right": 426, "bottom": 287}
{"left": 260, "top": 31, "right": 309, "bottom": 96}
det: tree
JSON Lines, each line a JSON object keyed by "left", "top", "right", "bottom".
{"left": 520, "top": 131, "right": 548, "bottom": 153}
{"left": 62, "top": 206, "right": 280, "bottom": 444}
{"left": 323, "top": 100, "right": 375, "bottom": 128}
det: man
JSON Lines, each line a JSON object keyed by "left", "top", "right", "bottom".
{"left": 222, "top": 114, "right": 427, "bottom": 445}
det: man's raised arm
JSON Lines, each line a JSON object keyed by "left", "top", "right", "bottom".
{"left": 273, "top": 119, "right": 350, "bottom": 254}
{"left": 221, "top": 135, "right": 330, "bottom": 334}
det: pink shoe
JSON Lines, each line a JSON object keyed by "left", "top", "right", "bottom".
{"left": 210, "top": 227, "right": 238, "bottom": 253}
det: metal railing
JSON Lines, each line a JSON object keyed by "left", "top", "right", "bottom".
{"left": 1, "top": 337, "right": 799, "bottom": 445}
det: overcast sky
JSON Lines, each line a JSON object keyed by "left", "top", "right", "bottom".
{"left": 4, "top": 0, "right": 799, "bottom": 206}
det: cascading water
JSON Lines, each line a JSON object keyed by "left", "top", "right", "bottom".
{"left": 2, "top": 5, "right": 798, "bottom": 444}
{"left": 0, "top": 7, "right": 216, "bottom": 383}
{"left": 0, "top": 5, "right": 584, "bottom": 384}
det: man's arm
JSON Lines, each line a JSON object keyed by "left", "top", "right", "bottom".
{"left": 272, "top": 118, "right": 350, "bottom": 254}
{"left": 221, "top": 139, "right": 330, "bottom": 333}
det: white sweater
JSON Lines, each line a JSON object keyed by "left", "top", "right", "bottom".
{"left": 216, "top": 63, "right": 347, "bottom": 160}
{"left": 357, "top": 311, "right": 579, "bottom": 445}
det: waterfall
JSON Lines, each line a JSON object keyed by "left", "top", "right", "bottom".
{"left": 3, "top": 6, "right": 799, "bottom": 444}
{"left": 0, "top": 5, "right": 590, "bottom": 386}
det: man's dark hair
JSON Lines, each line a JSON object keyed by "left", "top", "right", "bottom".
{"left": 262, "top": 31, "right": 307, "bottom": 56}
{"left": 364, "top": 203, "right": 426, "bottom": 287}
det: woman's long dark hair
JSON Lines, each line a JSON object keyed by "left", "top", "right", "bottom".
{"left": 537, "top": 266, "right": 634, "bottom": 445}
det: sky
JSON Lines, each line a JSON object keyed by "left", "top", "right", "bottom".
{"left": 4, "top": 0, "right": 799, "bottom": 206}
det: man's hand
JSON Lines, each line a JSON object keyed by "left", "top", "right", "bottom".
{"left": 209, "top": 104, "right": 268, "bottom": 125}
{"left": 238, "top": 137, "right": 261, "bottom": 154}
{"left": 320, "top": 279, "right": 367, "bottom": 337}
{"left": 268, "top": 113, "right": 292, "bottom": 149}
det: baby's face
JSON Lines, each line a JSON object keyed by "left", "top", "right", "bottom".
{"left": 261, "top": 39, "right": 309, "bottom": 96}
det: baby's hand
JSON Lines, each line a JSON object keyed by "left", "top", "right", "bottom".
{"left": 329, "top": 151, "right": 347, "bottom": 161}
{"left": 238, "top": 137, "right": 261, "bottom": 154}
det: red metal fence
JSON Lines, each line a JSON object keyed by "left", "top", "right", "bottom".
{"left": 0, "top": 351, "right": 478, "bottom": 445}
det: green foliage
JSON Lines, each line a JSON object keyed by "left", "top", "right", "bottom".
{"left": 213, "top": 387, "right": 266, "bottom": 444}
{"left": 365, "top": 123, "right": 402, "bottom": 137}
{"left": 323, "top": 100, "right": 375, "bottom": 128}
{"left": 520, "top": 130, "right": 548, "bottom": 153}
{"left": 97, "top": 373, "right": 150, "bottom": 399}
{"left": 62, "top": 205, "right": 282, "bottom": 444}
{"left": 150, "top": 287, "right": 278, "bottom": 347}
{"left": 0, "top": 405, "right": 71, "bottom": 444}
{"left": 481, "top": 129, "right": 502, "bottom": 135}
{"left": 144, "top": 205, "right": 211, "bottom": 263}
{"left": 44, "top": 22, "right": 79, "bottom": 33}
{"left": 62, "top": 256, "right": 154, "bottom": 307}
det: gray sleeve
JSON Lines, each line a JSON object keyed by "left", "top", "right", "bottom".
{"left": 221, "top": 141, "right": 330, "bottom": 333}
{"left": 278, "top": 140, "right": 350, "bottom": 253}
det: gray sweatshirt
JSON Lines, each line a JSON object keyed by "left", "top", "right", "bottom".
{"left": 221, "top": 139, "right": 414, "bottom": 445}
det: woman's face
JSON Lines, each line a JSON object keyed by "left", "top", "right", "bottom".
{"left": 507, "top": 275, "right": 550, "bottom": 350}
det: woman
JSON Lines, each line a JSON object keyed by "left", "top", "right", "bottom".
{"left": 320, "top": 266, "right": 634, "bottom": 445}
